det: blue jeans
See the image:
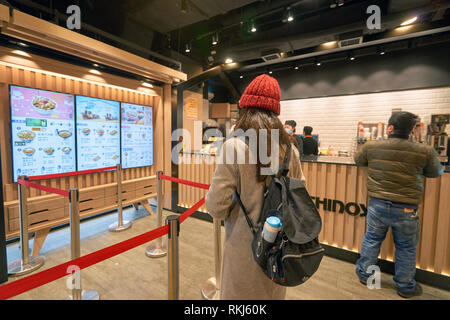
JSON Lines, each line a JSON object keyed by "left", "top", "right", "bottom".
{"left": 356, "top": 197, "right": 420, "bottom": 292}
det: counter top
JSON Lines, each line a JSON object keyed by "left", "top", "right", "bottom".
{"left": 180, "top": 153, "right": 450, "bottom": 172}
{"left": 301, "top": 156, "right": 450, "bottom": 172}
{"left": 301, "top": 155, "right": 356, "bottom": 165}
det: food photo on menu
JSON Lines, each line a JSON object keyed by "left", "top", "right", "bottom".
{"left": 121, "top": 103, "right": 154, "bottom": 169}
{"left": 10, "top": 85, "right": 76, "bottom": 182}
{"left": 76, "top": 96, "right": 121, "bottom": 170}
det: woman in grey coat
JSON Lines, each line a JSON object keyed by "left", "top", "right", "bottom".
{"left": 205, "top": 75, "right": 306, "bottom": 300}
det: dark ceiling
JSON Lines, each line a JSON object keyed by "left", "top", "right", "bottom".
{"left": 3, "top": 0, "right": 450, "bottom": 75}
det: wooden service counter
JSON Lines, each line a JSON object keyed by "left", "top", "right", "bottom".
{"left": 177, "top": 153, "right": 450, "bottom": 282}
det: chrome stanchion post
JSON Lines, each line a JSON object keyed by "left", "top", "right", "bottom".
{"left": 65, "top": 189, "right": 99, "bottom": 300}
{"left": 201, "top": 218, "right": 222, "bottom": 300}
{"left": 145, "top": 171, "right": 167, "bottom": 258}
{"left": 109, "top": 164, "right": 132, "bottom": 232}
{"left": 8, "top": 176, "right": 45, "bottom": 277}
{"left": 167, "top": 215, "right": 180, "bottom": 300}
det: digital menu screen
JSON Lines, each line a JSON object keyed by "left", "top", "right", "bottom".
{"left": 76, "top": 96, "right": 120, "bottom": 170}
{"left": 121, "top": 103, "right": 153, "bottom": 169}
{"left": 10, "top": 86, "right": 76, "bottom": 182}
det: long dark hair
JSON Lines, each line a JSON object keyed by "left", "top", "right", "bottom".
{"left": 234, "top": 108, "right": 291, "bottom": 181}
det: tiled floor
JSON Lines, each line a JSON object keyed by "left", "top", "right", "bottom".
{"left": 3, "top": 205, "right": 450, "bottom": 300}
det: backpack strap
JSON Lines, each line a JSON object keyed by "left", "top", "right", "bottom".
{"left": 276, "top": 143, "right": 292, "bottom": 178}
{"left": 234, "top": 191, "right": 256, "bottom": 235}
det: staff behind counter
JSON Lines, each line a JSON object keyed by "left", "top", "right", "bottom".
{"left": 284, "top": 121, "right": 319, "bottom": 156}
{"left": 302, "top": 126, "right": 319, "bottom": 156}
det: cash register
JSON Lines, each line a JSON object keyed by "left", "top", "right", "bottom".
{"left": 427, "top": 114, "right": 449, "bottom": 164}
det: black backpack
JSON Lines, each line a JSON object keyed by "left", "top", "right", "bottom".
{"left": 235, "top": 143, "right": 324, "bottom": 286}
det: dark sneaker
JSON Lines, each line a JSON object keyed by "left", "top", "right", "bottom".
{"left": 355, "top": 268, "right": 368, "bottom": 285}
{"left": 397, "top": 283, "right": 423, "bottom": 299}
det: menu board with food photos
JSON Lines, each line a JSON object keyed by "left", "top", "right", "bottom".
{"left": 76, "top": 96, "right": 121, "bottom": 170}
{"left": 10, "top": 85, "right": 76, "bottom": 182}
{"left": 121, "top": 103, "right": 153, "bottom": 169}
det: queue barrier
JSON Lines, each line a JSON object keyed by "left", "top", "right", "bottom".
{"left": 6, "top": 165, "right": 129, "bottom": 299}
{"left": 152, "top": 174, "right": 221, "bottom": 300}
{"left": 23, "top": 165, "right": 130, "bottom": 233}
{"left": 0, "top": 174, "right": 209, "bottom": 300}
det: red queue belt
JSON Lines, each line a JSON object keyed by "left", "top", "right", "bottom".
{"left": 159, "top": 174, "right": 210, "bottom": 191}
{"left": 0, "top": 196, "right": 206, "bottom": 300}
{"left": 27, "top": 166, "right": 117, "bottom": 182}
{"left": 18, "top": 179, "right": 69, "bottom": 198}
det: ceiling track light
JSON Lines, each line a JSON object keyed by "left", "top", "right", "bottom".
{"left": 212, "top": 33, "right": 219, "bottom": 45}
{"left": 180, "top": 0, "right": 188, "bottom": 13}
{"left": 294, "top": 66, "right": 299, "bottom": 70}
{"left": 250, "top": 21, "right": 257, "bottom": 33}
{"left": 286, "top": 8, "right": 294, "bottom": 22}
{"left": 185, "top": 43, "right": 191, "bottom": 53}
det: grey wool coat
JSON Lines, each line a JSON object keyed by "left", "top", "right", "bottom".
{"left": 205, "top": 137, "right": 306, "bottom": 300}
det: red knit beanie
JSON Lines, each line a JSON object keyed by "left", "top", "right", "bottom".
{"left": 239, "top": 74, "right": 281, "bottom": 115}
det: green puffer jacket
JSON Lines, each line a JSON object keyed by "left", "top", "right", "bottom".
{"left": 354, "top": 136, "right": 444, "bottom": 205}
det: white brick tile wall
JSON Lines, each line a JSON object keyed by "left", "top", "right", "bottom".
{"left": 280, "top": 87, "right": 450, "bottom": 153}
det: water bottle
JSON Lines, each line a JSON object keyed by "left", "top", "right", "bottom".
{"left": 263, "top": 216, "right": 282, "bottom": 243}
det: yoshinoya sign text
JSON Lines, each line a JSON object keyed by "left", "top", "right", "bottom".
{"left": 310, "top": 196, "right": 367, "bottom": 217}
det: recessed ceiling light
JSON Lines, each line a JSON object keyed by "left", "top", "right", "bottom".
{"left": 294, "top": 66, "right": 299, "bottom": 70}
{"left": 269, "top": 70, "right": 273, "bottom": 74}
{"left": 142, "top": 82, "right": 153, "bottom": 88}
{"left": 93, "top": 63, "right": 99, "bottom": 67}
{"left": 225, "top": 58, "right": 233, "bottom": 64}
{"left": 322, "top": 41, "right": 337, "bottom": 47}
{"left": 18, "top": 42, "right": 29, "bottom": 47}
{"left": 12, "top": 50, "right": 31, "bottom": 57}
{"left": 400, "top": 16, "right": 418, "bottom": 26}
{"left": 239, "top": 75, "right": 244, "bottom": 79}
{"left": 89, "top": 69, "right": 101, "bottom": 75}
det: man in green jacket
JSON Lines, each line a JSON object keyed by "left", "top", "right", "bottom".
{"left": 354, "top": 111, "right": 444, "bottom": 298}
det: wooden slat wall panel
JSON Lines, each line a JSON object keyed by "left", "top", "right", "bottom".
{"left": 419, "top": 178, "right": 440, "bottom": 271}
{"left": 1, "top": 63, "right": 160, "bottom": 237}
{"left": 344, "top": 166, "right": 357, "bottom": 251}
{"left": 334, "top": 165, "right": 346, "bottom": 248}
{"left": 325, "top": 164, "right": 336, "bottom": 245}
{"left": 433, "top": 174, "right": 450, "bottom": 274}
{"left": 354, "top": 167, "right": 367, "bottom": 252}
{"left": 317, "top": 165, "right": 327, "bottom": 243}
